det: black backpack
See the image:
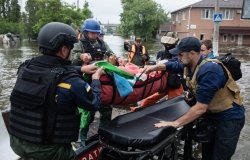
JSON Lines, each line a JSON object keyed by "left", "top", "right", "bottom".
{"left": 216, "top": 53, "right": 242, "bottom": 81}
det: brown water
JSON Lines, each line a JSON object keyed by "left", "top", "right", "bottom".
{"left": 0, "top": 36, "right": 249, "bottom": 159}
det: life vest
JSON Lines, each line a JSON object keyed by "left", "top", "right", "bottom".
{"left": 80, "top": 37, "right": 107, "bottom": 61}
{"left": 184, "top": 59, "right": 243, "bottom": 113}
{"left": 128, "top": 44, "right": 146, "bottom": 63}
{"left": 9, "top": 55, "right": 81, "bottom": 144}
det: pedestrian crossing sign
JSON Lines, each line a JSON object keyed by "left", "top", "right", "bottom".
{"left": 213, "top": 13, "right": 223, "bottom": 22}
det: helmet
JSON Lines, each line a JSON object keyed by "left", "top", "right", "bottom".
{"left": 38, "top": 22, "right": 77, "bottom": 52}
{"left": 81, "top": 19, "right": 101, "bottom": 33}
{"left": 161, "top": 32, "right": 179, "bottom": 44}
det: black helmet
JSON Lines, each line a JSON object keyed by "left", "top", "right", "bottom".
{"left": 38, "top": 22, "right": 77, "bottom": 53}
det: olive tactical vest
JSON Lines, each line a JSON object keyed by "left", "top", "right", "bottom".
{"left": 184, "top": 59, "right": 243, "bottom": 113}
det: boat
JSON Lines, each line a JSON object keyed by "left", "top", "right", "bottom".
{"left": 95, "top": 61, "right": 169, "bottom": 106}
{"left": 0, "top": 110, "right": 19, "bottom": 159}
{"left": 100, "top": 71, "right": 168, "bottom": 105}
{"left": 77, "top": 96, "right": 192, "bottom": 160}
{"left": 1, "top": 97, "right": 195, "bottom": 160}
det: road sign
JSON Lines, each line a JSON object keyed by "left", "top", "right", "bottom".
{"left": 213, "top": 13, "right": 223, "bottom": 22}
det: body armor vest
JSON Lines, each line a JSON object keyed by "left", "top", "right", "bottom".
{"left": 80, "top": 38, "right": 107, "bottom": 61}
{"left": 9, "top": 55, "right": 81, "bottom": 144}
{"left": 184, "top": 59, "right": 243, "bottom": 113}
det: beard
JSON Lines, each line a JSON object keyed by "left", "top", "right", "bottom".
{"left": 181, "top": 60, "right": 192, "bottom": 67}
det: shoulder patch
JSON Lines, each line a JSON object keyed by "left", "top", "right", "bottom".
{"left": 58, "top": 83, "right": 71, "bottom": 89}
{"left": 85, "top": 83, "right": 91, "bottom": 92}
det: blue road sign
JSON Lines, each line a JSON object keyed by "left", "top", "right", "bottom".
{"left": 213, "top": 13, "right": 223, "bottom": 22}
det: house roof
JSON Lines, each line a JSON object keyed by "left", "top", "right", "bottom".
{"left": 172, "top": 0, "right": 243, "bottom": 13}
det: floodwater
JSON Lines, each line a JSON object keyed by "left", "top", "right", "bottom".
{"left": 0, "top": 35, "right": 249, "bottom": 159}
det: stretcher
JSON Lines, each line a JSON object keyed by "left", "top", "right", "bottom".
{"left": 100, "top": 71, "right": 168, "bottom": 105}
{"left": 97, "top": 96, "right": 190, "bottom": 160}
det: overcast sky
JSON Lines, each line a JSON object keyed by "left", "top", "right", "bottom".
{"left": 76, "top": 0, "right": 201, "bottom": 24}
{"left": 21, "top": 0, "right": 201, "bottom": 24}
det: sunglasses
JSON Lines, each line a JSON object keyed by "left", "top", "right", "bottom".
{"left": 200, "top": 49, "right": 206, "bottom": 52}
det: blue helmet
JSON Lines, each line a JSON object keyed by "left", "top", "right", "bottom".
{"left": 81, "top": 19, "right": 101, "bottom": 33}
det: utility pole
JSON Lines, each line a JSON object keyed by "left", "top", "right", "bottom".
{"left": 77, "top": 0, "right": 79, "bottom": 9}
{"left": 213, "top": 0, "right": 220, "bottom": 56}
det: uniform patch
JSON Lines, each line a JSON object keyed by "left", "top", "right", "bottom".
{"left": 58, "top": 83, "right": 71, "bottom": 89}
{"left": 85, "top": 84, "right": 91, "bottom": 92}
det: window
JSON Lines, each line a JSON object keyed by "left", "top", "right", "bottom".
{"left": 231, "top": 35, "right": 235, "bottom": 42}
{"left": 171, "top": 14, "right": 175, "bottom": 23}
{"left": 223, "top": 9, "right": 233, "bottom": 20}
{"left": 182, "top": 11, "right": 186, "bottom": 20}
{"left": 223, "top": 34, "right": 228, "bottom": 42}
{"left": 200, "top": 34, "right": 204, "bottom": 40}
{"left": 175, "top": 13, "right": 179, "bottom": 22}
{"left": 202, "top": 9, "right": 214, "bottom": 19}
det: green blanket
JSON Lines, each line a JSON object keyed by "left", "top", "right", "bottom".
{"left": 95, "top": 61, "right": 134, "bottom": 79}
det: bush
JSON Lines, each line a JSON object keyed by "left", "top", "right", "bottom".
{"left": 0, "top": 20, "right": 20, "bottom": 34}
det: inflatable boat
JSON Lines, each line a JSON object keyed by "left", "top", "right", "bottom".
{"left": 2, "top": 96, "right": 192, "bottom": 160}
{"left": 76, "top": 96, "right": 191, "bottom": 160}
{"left": 100, "top": 71, "right": 168, "bottom": 105}
{"left": 94, "top": 61, "right": 169, "bottom": 105}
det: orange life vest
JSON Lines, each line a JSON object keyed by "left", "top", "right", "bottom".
{"left": 128, "top": 44, "right": 146, "bottom": 63}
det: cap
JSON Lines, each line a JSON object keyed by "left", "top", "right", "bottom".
{"left": 135, "top": 37, "right": 142, "bottom": 42}
{"left": 169, "top": 37, "right": 201, "bottom": 56}
{"left": 161, "top": 36, "right": 179, "bottom": 44}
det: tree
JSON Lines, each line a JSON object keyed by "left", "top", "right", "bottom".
{"left": 23, "top": 0, "right": 92, "bottom": 39}
{"left": 25, "top": 0, "right": 40, "bottom": 39}
{"left": 8, "top": 0, "right": 20, "bottom": 22}
{"left": 120, "top": 0, "right": 169, "bottom": 40}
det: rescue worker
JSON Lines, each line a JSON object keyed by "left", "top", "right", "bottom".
{"left": 127, "top": 37, "right": 149, "bottom": 67}
{"left": 70, "top": 18, "right": 114, "bottom": 146}
{"left": 145, "top": 37, "right": 245, "bottom": 160}
{"left": 76, "top": 29, "right": 82, "bottom": 41}
{"left": 9, "top": 22, "right": 104, "bottom": 160}
{"left": 156, "top": 32, "right": 179, "bottom": 61}
{"left": 201, "top": 39, "right": 215, "bottom": 58}
{"left": 139, "top": 32, "right": 182, "bottom": 108}
{"left": 98, "top": 30, "right": 105, "bottom": 40}
{"left": 70, "top": 18, "right": 113, "bottom": 65}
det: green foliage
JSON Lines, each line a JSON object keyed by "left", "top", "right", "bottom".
{"left": 120, "top": 0, "right": 169, "bottom": 40}
{"left": 23, "top": 0, "right": 92, "bottom": 39}
{"left": 9, "top": 0, "right": 21, "bottom": 22}
{"left": 0, "top": 19, "right": 20, "bottom": 34}
{"left": 0, "top": 0, "right": 20, "bottom": 22}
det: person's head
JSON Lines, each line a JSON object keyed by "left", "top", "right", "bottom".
{"left": 161, "top": 32, "right": 179, "bottom": 50}
{"left": 170, "top": 37, "right": 201, "bottom": 67}
{"left": 201, "top": 39, "right": 213, "bottom": 56}
{"left": 38, "top": 22, "right": 77, "bottom": 59}
{"left": 81, "top": 18, "right": 101, "bottom": 42}
{"left": 98, "top": 30, "right": 105, "bottom": 40}
{"left": 134, "top": 37, "right": 142, "bottom": 46}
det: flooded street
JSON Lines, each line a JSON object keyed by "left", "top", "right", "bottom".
{"left": 0, "top": 36, "right": 250, "bottom": 159}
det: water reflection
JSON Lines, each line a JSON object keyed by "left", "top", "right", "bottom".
{"left": 0, "top": 41, "right": 38, "bottom": 110}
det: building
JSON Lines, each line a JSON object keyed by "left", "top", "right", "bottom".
{"left": 171, "top": 0, "right": 250, "bottom": 46}
{"left": 102, "top": 23, "right": 119, "bottom": 35}
{"left": 158, "top": 23, "right": 172, "bottom": 36}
